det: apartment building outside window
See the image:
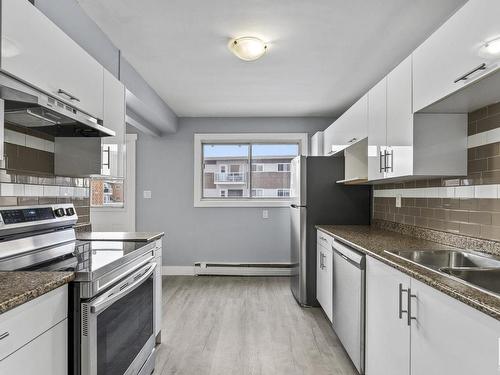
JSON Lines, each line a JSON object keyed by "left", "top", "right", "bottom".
{"left": 194, "top": 133, "right": 307, "bottom": 207}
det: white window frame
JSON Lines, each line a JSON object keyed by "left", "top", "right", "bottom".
{"left": 251, "top": 163, "right": 264, "bottom": 172}
{"left": 194, "top": 133, "right": 308, "bottom": 207}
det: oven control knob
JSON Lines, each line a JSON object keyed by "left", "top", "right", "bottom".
{"left": 54, "top": 208, "right": 66, "bottom": 217}
{"left": 66, "top": 207, "right": 75, "bottom": 216}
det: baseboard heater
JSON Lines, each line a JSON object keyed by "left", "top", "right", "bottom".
{"left": 193, "top": 262, "right": 293, "bottom": 276}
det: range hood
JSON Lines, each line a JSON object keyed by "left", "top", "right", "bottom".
{"left": 0, "top": 72, "right": 115, "bottom": 137}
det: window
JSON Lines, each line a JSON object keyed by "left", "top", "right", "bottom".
{"left": 277, "top": 189, "right": 290, "bottom": 197}
{"left": 251, "top": 163, "right": 264, "bottom": 172}
{"left": 252, "top": 189, "right": 264, "bottom": 197}
{"left": 194, "top": 133, "right": 307, "bottom": 207}
{"left": 277, "top": 163, "right": 291, "bottom": 172}
{"left": 91, "top": 177, "right": 124, "bottom": 207}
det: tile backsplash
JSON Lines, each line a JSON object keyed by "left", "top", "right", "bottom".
{"left": 373, "top": 102, "right": 500, "bottom": 242}
{"left": 0, "top": 123, "right": 91, "bottom": 228}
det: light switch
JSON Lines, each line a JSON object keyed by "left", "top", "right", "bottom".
{"left": 262, "top": 209, "right": 269, "bottom": 219}
{"left": 143, "top": 190, "right": 152, "bottom": 199}
{"left": 396, "top": 194, "right": 402, "bottom": 208}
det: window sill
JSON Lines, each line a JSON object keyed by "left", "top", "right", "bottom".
{"left": 194, "top": 199, "right": 292, "bottom": 208}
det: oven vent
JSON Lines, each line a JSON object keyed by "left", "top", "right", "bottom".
{"left": 82, "top": 304, "right": 89, "bottom": 337}
{"left": 193, "top": 262, "right": 292, "bottom": 276}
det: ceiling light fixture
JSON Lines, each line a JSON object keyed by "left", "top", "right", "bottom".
{"left": 228, "top": 37, "right": 267, "bottom": 61}
{"left": 479, "top": 37, "right": 500, "bottom": 58}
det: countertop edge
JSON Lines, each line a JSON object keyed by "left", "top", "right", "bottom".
{"left": 316, "top": 225, "right": 500, "bottom": 321}
{"left": 0, "top": 272, "right": 75, "bottom": 315}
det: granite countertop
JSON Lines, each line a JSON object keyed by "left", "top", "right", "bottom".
{"left": 0, "top": 272, "right": 74, "bottom": 315}
{"left": 76, "top": 231, "right": 165, "bottom": 242}
{"left": 316, "top": 225, "right": 500, "bottom": 321}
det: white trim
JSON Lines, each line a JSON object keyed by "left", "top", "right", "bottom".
{"left": 193, "top": 133, "right": 308, "bottom": 208}
{"left": 194, "top": 266, "right": 292, "bottom": 276}
{"left": 162, "top": 266, "right": 195, "bottom": 276}
{"left": 468, "top": 128, "right": 500, "bottom": 149}
{"left": 373, "top": 184, "right": 500, "bottom": 199}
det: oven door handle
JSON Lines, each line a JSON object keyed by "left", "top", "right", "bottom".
{"left": 90, "top": 262, "right": 157, "bottom": 314}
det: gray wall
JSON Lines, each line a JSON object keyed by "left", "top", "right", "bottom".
{"left": 135, "top": 117, "right": 333, "bottom": 266}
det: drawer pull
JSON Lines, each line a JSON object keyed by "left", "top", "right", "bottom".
{"left": 0, "top": 332, "right": 9, "bottom": 340}
{"left": 453, "top": 63, "right": 486, "bottom": 83}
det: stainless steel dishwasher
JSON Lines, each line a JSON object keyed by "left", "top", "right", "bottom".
{"left": 331, "top": 238, "right": 365, "bottom": 374}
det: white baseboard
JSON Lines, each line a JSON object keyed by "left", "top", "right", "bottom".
{"left": 194, "top": 266, "right": 292, "bottom": 276}
{"left": 162, "top": 266, "right": 195, "bottom": 276}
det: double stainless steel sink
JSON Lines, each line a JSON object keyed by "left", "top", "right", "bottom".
{"left": 386, "top": 249, "right": 500, "bottom": 296}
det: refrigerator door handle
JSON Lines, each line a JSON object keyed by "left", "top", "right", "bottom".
{"left": 291, "top": 204, "right": 307, "bottom": 208}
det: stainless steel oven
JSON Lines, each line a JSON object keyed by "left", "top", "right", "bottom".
{"left": 81, "top": 261, "right": 157, "bottom": 375}
{"left": 0, "top": 204, "right": 159, "bottom": 375}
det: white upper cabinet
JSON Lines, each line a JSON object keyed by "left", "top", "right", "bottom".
{"left": 102, "top": 69, "right": 126, "bottom": 178}
{"left": 367, "top": 78, "right": 387, "bottom": 181}
{"left": 385, "top": 56, "right": 414, "bottom": 179}
{"left": 323, "top": 94, "right": 368, "bottom": 156}
{"left": 413, "top": 0, "right": 500, "bottom": 112}
{"left": 367, "top": 56, "right": 467, "bottom": 182}
{"left": 1, "top": 0, "right": 104, "bottom": 118}
{"left": 310, "top": 131, "right": 324, "bottom": 156}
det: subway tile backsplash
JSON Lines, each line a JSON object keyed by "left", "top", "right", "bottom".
{"left": 373, "top": 102, "right": 500, "bottom": 242}
{"left": 0, "top": 124, "right": 91, "bottom": 227}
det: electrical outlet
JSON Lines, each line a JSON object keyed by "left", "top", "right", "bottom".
{"left": 262, "top": 210, "right": 269, "bottom": 219}
{"left": 396, "top": 194, "right": 402, "bottom": 208}
{"left": 143, "top": 190, "right": 152, "bottom": 199}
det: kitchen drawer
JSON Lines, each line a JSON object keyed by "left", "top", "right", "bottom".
{"left": 317, "top": 230, "right": 333, "bottom": 250}
{"left": 0, "top": 285, "right": 67, "bottom": 361}
{"left": 0, "top": 319, "right": 67, "bottom": 375}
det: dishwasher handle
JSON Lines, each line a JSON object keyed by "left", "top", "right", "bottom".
{"left": 331, "top": 240, "right": 365, "bottom": 269}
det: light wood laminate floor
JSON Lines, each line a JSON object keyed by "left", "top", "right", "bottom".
{"left": 155, "top": 276, "right": 357, "bottom": 375}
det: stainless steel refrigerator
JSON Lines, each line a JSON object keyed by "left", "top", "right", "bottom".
{"left": 290, "top": 155, "right": 370, "bottom": 306}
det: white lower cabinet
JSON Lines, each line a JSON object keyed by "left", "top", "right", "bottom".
{"left": 0, "top": 319, "right": 67, "bottom": 375}
{"left": 410, "top": 279, "right": 500, "bottom": 375}
{"left": 366, "top": 256, "right": 410, "bottom": 375}
{"left": 0, "top": 285, "right": 68, "bottom": 374}
{"left": 317, "top": 240, "right": 333, "bottom": 321}
{"left": 366, "top": 257, "right": 500, "bottom": 375}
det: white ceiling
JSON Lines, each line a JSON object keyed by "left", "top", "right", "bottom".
{"left": 78, "top": 0, "right": 467, "bottom": 118}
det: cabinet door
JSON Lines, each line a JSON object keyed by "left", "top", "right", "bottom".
{"left": 323, "top": 248, "right": 333, "bottom": 322}
{"left": 316, "top": 246, "right": 325, "bottom": 310}
{"left": 367, "top": 78, "right": 387, "bottom": 181}
{"left": 366, "top": 257, "right": 410, "bottom": 375}
{"left": 322, "top": 123, "right": 335, "bottom": 156}
{"left": 410, "top": 279, "right": 500, "bottom": 375}
{"left": 102, "top": 69, "right": 126, "bottom": 178}
{"left": 385, "top": 56, "right": 413, "bottom": 179}
{"left": 310, "top": 132, "right": 323, "bottom": 156}
{"left": 1, "top": 0, "right": 104, "bottom": 118}
{"left": 0, "top": 319, "right": 67, "bottom": 375}
{"left": 413, "top": 0, "right": 500, "bottom": 112}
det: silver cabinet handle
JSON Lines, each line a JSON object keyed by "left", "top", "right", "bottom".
{"left": 320, "top": 252, "right": 324, "bottom": 269}
{"left": 57, "top": 88, "right": 81, "bottom": 102}
{"left": 348, "top": 137, "right": 357, "bottom": 144}
{"left": 407, "top": 288, "right": 417, "bottom": 326}
{"left": 319, "top": 236, "right": 327, "bottom": 242}
{"left": 385, "top": 149, "right": 393, "bottom": 173}
{"left": 379, "top": 150, "right": 385, "bottom": 173}
{"left": 0, "top": 332, "right": 9, "bottom": 340}
{"left": 398, "top": 283, "right": 408, "bottom": 319}
{"left": 454, "top": 63, "right": 486, "bottom": 83}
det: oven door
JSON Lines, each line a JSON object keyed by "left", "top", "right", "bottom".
{"left": 81, "top": 262, "right": 157, "bottom": 375}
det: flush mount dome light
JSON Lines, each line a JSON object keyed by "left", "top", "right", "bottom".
{"left": 479, "top": 37, "right": 500, "bottom": 58}
{"left": 228, "top": 37, "right": 267, "bottom": 61}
